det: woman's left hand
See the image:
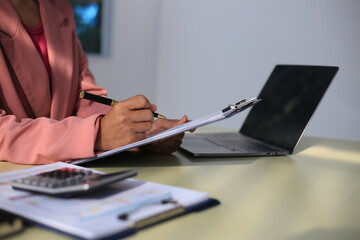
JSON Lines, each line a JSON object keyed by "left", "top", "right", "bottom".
{"left": 141, "top": 115, "right": 189, "bottom": 154}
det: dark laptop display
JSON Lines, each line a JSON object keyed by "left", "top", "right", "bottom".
{"left": 179, "top": 65, "right": 339, "bottom": 157}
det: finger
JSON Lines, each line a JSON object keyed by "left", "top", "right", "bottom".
{"left": 175, "top": 115, "right": 188, "bottom": 126}
{"left": 150, "top": 104, "right": 157, "bottom": 112}
{"left": 149, "top": 138, "right": 183, "bottom": 154}
{"left": 178, "top": 115, "right": 196, "bottom": 132}
{"left": 169, "top": 132, "right": 185, "bottom": 140}
{"left": 154, "top": 115, "right": 188, "bottom": 129}
{"left": 189, "top": 128, "right": 196, "bottom": 133}
{"left": 122, "top": 95, "right": 152, "bottom": 110}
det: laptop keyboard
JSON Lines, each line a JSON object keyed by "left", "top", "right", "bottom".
{"left": 201, "top": 132, "right": 279, "bottom": 152}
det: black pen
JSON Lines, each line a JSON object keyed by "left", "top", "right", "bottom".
{"left": 79, "top": 91, "right": 167, "bottom": 119}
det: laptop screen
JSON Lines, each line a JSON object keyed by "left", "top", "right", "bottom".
{"left": 240, "top": 65, "right": 339, "bottom": 151}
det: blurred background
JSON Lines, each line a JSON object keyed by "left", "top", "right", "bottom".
{"left": 71, "top": 0, "right": 360, "bottom": 141}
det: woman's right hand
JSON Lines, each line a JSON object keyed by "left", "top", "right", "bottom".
{"left": 95, "top": 95, "right": 156, "bottom": 151}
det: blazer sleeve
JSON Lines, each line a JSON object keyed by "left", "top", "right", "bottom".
{"left": 0, "top": 111, "right": 102, "bottom": 165}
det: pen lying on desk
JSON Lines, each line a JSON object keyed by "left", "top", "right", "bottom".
{"left": 79, "top": 91, "right": 167, "bottom": 119}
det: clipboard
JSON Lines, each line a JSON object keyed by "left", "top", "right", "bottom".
{"left": 73, "top": 97, "right": 260, "bottom": 165}
{"left": 0, "top": 162, "right": 220, "bottom": 240}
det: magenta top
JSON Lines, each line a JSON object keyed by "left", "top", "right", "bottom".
{"left": 23, "top": 23, "right": 51, "bottom": 77}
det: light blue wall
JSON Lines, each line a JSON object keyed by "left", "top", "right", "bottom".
{"left": 89, "top": 0, "right": 360, "bottom": 141}
{"left": 89, "top": 0, "right": 161, "bottom": 100}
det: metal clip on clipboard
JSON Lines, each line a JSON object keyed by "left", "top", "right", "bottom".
{"left": 222, "top": 97, "right": 261, "bottom": 118}
{"left": 118, "top": 198, "right": 185, "bottom": 229}
{"left": 134, "top": 200, "right": 185, "bottom": 229}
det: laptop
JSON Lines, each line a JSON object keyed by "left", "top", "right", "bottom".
{"left": 179, "top": 65, "right": 339, "bottom": 157}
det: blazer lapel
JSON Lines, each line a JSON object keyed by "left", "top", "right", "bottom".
{"left": 0, "top": 1, "right": 17, "bottom": 39}
{"left": 0, "top": 0, "right": 51, "bottom": 118}
{"left": 40, "top": 0, "right": 75, "bottom": 120}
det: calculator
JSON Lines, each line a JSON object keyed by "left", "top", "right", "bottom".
{"left": 11, "top": 168, "right": 137, "bottom": 197}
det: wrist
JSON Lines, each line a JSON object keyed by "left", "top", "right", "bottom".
{"left": 94, "top": 114, "right": 105, "bottom": 151}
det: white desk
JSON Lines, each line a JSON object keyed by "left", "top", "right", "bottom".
{"left": 1, "top": 135, "right": 360, "bottom": 240}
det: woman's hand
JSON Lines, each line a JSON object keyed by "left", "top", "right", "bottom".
{"left": 140, "top": 115, "right": 189, "bottom": 154}
{"left": 95, "top": 95, "right": 156, "bottom": 151}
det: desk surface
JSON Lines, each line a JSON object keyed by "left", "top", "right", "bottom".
{"left": 1, "top": 135, "right": 360, "bottom": 240}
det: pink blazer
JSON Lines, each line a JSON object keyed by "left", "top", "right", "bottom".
{"left": 0, "top": 0, "right": 111, "bottom": 164}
